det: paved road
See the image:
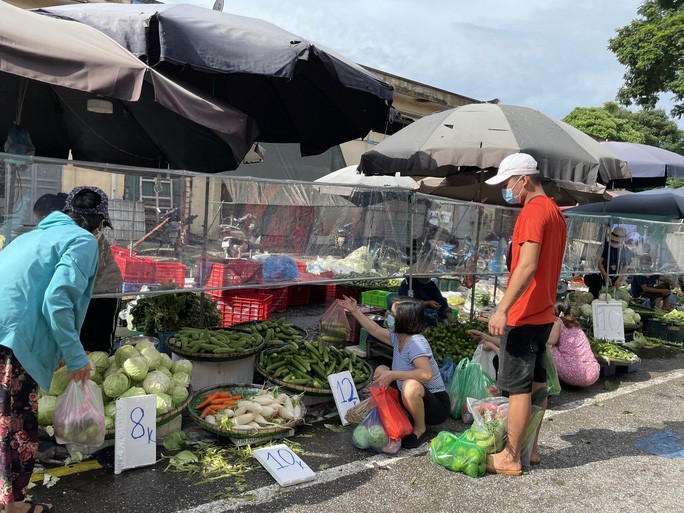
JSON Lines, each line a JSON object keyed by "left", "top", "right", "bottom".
{"left": 35, "top": 344, "right": 684, "bottom": 513}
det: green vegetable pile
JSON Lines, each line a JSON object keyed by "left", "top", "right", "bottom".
{"left": 231, "top": 319, "right": 307, "bottom": 346}
{"left": 258, "top": 340, "right": 370, "bottom": 389}
{"left": 423, "top": 321, "right": 487, "bottom": 364}
{"left": 590, "top": 338, "right": 639, "bottom": 362}
{"left": 130, "top": 288, "right": 221, "bottom": 335}
{"left": 169, "top": 327, "right": 262, "bottom": 354}
{"left": 660, "top": 309, "right": 684, "bottom": 326}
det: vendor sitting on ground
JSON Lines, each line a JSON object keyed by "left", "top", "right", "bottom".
{"left": 469, "top": 298, "right": 599, "bottom": 388}
{"left": 630, "top": 254, "right": 673, "bottom": 310}
{"left": 339, "top": 295, "right": 450, "bottom": 449}
{"left": 398, "top": 261, "right": 452, "bottom": 327}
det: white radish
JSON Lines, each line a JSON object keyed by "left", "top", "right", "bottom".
{"left": 293, "top": 403, "right": 302, "bottom": 419}
{"left": 204, "top": 415, "right": 217, "bottom": 425}
{"left": 283, "top": 395, "right": 294, "bottom": 411}
{"left": 278, "top": 405, "right": 295, "bottom": 420}
{"left": 254, "top": 394, "right": 276, "bottom": 406}
{"left": 231, "top": 413, "right": 254, "bottom": 426}
{"left": 277, "top": 394, "right": 288, "bottom": 405}
{"left": 237, "top": 400, "right": 253, "bottom": 410}
{"left": 245, "top": 402, "right": 263, "bottom": 414}
{"left": 233, "top": 406, "right": 247, "bottom": 416}
{"left": 259, "top": 405, "right": 277, "bottom": 419}
{"left": 246, "top": 421, "right": 261, "bottom": 428}
{"left": 252, "top": 413, "right": 270, "bottom": 426}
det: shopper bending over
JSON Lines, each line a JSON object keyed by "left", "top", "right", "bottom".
{"left": 339, "top": 295, "right": 450, "bottom": 449}
{"left": 0, "top": 186, "right": 109, "bottom": 513}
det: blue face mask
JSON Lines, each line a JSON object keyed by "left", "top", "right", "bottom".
{"left": 502, "top": 176, "right": 523, "bottom": 205}
{"left": 386, "top": 314, "right": 396, "bottom": 332}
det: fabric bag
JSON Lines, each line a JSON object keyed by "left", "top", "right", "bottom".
{"left": 471, "top": 345, "right": 496, "bottom": 380}
{"left": 369, "top": 385, "right": 413, "bottom": 441}
{"left": 546, "top": 348, "right": 561, "bottom": 396}
{"left": 319, "top": 300, "right": 352, "bottom": 345}
{"left": 53, "top": 379, "right": 105, "bottom": 449}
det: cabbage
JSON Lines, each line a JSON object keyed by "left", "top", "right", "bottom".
{"left": 104, "top": 416, "right": 115, "bottom": 430}
{"left": 157, "top": 366, "right": 173, "bottom": 378}
{"left": 159, "top": 353, "right": 174, "bottom": 371}
{"left": 580, "top": 304, "right": 593, "bottom": 318}
{"left": 89, "top": 351, "right": 110, "bottom": 374}
{"left": 38, "top": 395, "right": 57, "bottom": 426}
{"left": 48, "top": 366, "right": 69, "bottom": 396}
{"left": 103, "top": 365, "right": 121, "bottom": 379}
{"left": 614, "top": 287, "right": 632, "bottom": 302}
{"left": 103, "top": 373, "right": 131, "bottom": 398}
{"left": 367, "top": 424, "right": 388, "bottom": 448}
{"left": 155, "top": 393, "right": 173, "bottom": 415}
{"left": 139, "top": 346, "right": 161, "bottom": 371}
{"left": 598, "top": 293, "right": 613, "bottom": 301}
{"left": 171, "top": 372, "right": 191, "bottom": 388}
{"left": 570, "top": 305, "right": 582, "bottom": 318}
{"left": 104, "top": 401, "right": 117, "bottom": 418}
{"left": 171, "top": 359, "right": 193, "bottom": 376}
{"left": 120, "top": 386, "right": 146, "bottom": 399}
{"left": 115, "top": 345, "right": 139, "bottom": 367}
{"left": 90, "top": 370, "right": 103, "bottom": 386}
{"left": 624, "top": 308, "right": 635, "bottom": 318}
{"left": 122, "top": 357, "right": 149, "bottom": 382}
{"left": 169, "top": 383, "right": 189, "bottom": 407}
{"left": 134, "top": 340, "right": 157, "bottom": 354}
{"left": 352, "top": 425, "right": 370, "bottom": 449}
{"left": 620, "top": 300, "right": 628, "bottom": 311}
{"left": 162, "top": 431, "right": 188, "bottom": 451}
{"left": 143, "top": 370, "right": 171, "bottom": 395}
{"left": 634, "top": 313, "right": 641, "bottom": 323}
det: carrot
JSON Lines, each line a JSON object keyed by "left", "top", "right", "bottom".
{"left": 200, "top": 406, "right": 217, "bottom": 418}
{"left": 208, "top": 399, "right": 239, "bottom": 408}
{"left": 196, "top": 391, "right": 232, "bottom": 409}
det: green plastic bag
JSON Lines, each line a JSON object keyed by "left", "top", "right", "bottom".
{"left": 448, "top": 359, "right": 500, "bottom": 421}
{"left": 545, "top": 348, "right": 561, "bottom": 396}
{"left": 429, "top": 431, "right": 486, "bottom": 478}
{"left": 520, "top": 405, "right": 545, "bottom": 467}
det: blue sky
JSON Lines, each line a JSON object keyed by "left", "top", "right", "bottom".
{"left": 168, "top": 0, "right": 680, "bottom": 124}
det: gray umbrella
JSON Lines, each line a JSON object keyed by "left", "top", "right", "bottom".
{"left": 38, "top": 2, "right": 394, "bottom": 157}
{"left": 0, "top": 1, "right": 258, "bottom": 172}
{"left": 360, "top": 103, "right": 631, "bottom": 185}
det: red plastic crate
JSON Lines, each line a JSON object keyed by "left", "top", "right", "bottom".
{"left": 287, "top": 285, "right": 311, "bottom": 306}
{"left": 206, "top": 259, "right": 262, "bottom": 291}
{"left": 113, "top": 254, "right": 157, "bottom": 283}
{"left": 296, "top": 261, "right": 307, "bottom": 273}
{"left": 261, "top": 287, "right": 288, "bottom": 313}
{"left": 110, "top": 245, "right": 136, "bottom": 258}
{"left": 218, "top": 293, "right": 273, "bottom": 327}
{"left": 154, "top": 261, "right": 187, "bottom": 287}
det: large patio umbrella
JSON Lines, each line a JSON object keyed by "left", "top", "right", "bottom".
{"left": 0, "top": 1, "right": 258, "bottom": 172}
{"left": 38, "top": 3, "right": 394, "bottom": 156}
{"left": 566, "top": 187, "right": 684, "bottom": 221}
{"left": 314, "top": 165, "right": 418, "bottom": 206}
{"left": 602, "top": 141, "right": 684, "bottom": 179}
{"left": 359, "top": 103, "right": 631, "bottom": 186}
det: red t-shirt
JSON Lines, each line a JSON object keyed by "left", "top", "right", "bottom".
{"left": 507, "top": 195, "right": 566, "bottom": 326}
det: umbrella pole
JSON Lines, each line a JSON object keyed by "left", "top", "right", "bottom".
{"left": 408, "top": 192, "right": 416, "bottom": 297}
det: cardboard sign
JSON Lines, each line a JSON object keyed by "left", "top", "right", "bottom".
{"left": 252, "top": 444, "right": 315, "bottom": 486}
{"left": 114, "top": 395, "right": 157, "bottom": 474}
{"left": 328, "top": 371, "right": 360, "bottom": 426}
{"left": 592, "top": 300, "right": 625, "bottom": 342}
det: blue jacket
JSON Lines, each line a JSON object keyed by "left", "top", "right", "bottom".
{"left": 0, "top": 211, "right": 98, "bottom": 391}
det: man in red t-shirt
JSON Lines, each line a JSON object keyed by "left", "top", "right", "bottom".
{"left": 484, "top": 153, "right": 567, "bottom": 476}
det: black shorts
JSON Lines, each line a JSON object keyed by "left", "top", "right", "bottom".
{"left": 497, "top": 323, "right": 553, "bottom": 394}
{"left": 395, "top": 383, "right": 451, "bottom": 426}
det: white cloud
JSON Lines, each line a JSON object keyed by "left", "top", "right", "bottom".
{"left": 166, "top": 0, "right": 682, "bottom": 125}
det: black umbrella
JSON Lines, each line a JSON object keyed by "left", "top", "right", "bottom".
{"left": 39, "top": 3, "right": 394, "bottom": 156}
{"left": 0, "top": 1, "right": 259, "bottom": 172}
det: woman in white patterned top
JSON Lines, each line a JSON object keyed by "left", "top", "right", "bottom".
{"left": 339, "top": 295, "right": 450, "bottom": 449}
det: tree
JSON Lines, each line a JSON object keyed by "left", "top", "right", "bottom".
{"left": 609, "top": 0, "right": 684, "bottom": 117}
{"left": 563, "top": 102, "right": 684, "bottom": 154}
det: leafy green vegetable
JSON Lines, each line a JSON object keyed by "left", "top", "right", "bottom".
{"left": 89, "top": 351, "right": 110, "bottom": 374}
{"left": 38, "top": 395, "right": 57, "bottom": 426}
{"left": 171, "top": 359, "right": 193, "bottom": 376}
{"left": 48, "top": 367, "right": 69, "bottom": 396}
{"left": 143, "top": 370, "right": 171, "bottom": 395}
{"left": 122, "top": 356, "right": 149, "bottom": 382}
{"left": 162, "top": 431, "right": 188, "bottom": 451}
{"left": 103, "top": 373, "right": 131, "bottom": 398}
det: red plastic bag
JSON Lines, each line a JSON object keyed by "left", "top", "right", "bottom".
{"left": 369, "top": 385, "right": 412, "bottom": 441}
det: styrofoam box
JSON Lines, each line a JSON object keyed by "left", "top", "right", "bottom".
{"left": 189, "top": 356, "right": 256, "bottom": 390}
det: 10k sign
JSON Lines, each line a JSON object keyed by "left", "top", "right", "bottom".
{"left": 592, "top": 300, "right": 625, "bottom": 342}
{"left": 328, "top": 371, "right": 359, "bottom": 426}
{"left": 253, "top": 444, "right": 315, "bottom": 486}
{"left": 114, "top": 395, "right": 157, "bottom": 474}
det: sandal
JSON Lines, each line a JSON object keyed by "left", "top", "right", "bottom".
{"left": 25, "top": 502, "right": 55, "bottom": 513}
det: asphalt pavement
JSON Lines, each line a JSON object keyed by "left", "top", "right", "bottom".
{"left": 31, "top": 305, "right": 684, "bottom": 513}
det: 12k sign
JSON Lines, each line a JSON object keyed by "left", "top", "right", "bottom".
{"left": 328, "top": 371, "right": 359, "bottom": 426}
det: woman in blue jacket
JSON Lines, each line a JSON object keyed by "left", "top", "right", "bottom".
{"left": 0, "top": 186, "right": 111, "bottom": 513}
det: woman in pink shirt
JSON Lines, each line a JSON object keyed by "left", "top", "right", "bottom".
{"left": 547, "top": 299, "right": 599, "bottom": 388}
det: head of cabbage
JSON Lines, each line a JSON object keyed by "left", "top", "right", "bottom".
{"left": 171, "top": 359, "right": 193, "bottom": 376}
{"left": 139, "top": 346, "right": 161, "bottom": 371}
{"left": 143, "top": 370, "right": 172, "bottom": 395}
{"left": 122, "top": 357, "right": 149, "bottom": 382}
{"left": 171, "top": 372, "right": 191, "bottom": 388}
{"left": 38, "top": 395, "right": 57, "bottom": 426}
{"left": 159, "top": 353, "right": 174, "bottom": 371}
{"left": 169, "top": 383, "right": 189, "bottom": 407}
{"left": 155, "top": 393, "right": 173, "bottom": 415}
{"left": 48, "top": 366, "right": 69, "bottom": 396}
{"left": 89, "top": 351, "right": 110, "bottom": 374}
{"left": 103, "top": 373, "right": 131, "bottom": 398}
{"left": 115, "top": 345, "right": 140, "bottom": 367}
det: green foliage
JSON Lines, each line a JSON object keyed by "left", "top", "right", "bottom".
{"left": 609, "top": 0, "right": 684, "bottom": 118}
{"left": 666, "top": 177, "right": 684, "bottom": 189}
{"left": 130, "top": 285, "right": 221, "bottom": 335}
{"left": 563, "top": 104, "right": 643, "bottom": 142}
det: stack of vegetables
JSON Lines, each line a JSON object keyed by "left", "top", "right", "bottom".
{"left": 590, "top": 338, "right": 640, "bottom": 364}
{"left": 659, "top": 309, "right": 684, "bottom": 326}
{"left": 258, "top": 339, "right": 370, "bottom": 390}
{"left": 230, "top": 319, "right": 307, "bottom": 346}
{"left": 168, "top": 327, "right": 263, "bottom": 355}
{"left": 569, "top": 288, "right": 641, "bottom": 325}
{"left": 38, "top": 341, "right": 193, "bottom": 431}
{"left": 423, "top": 321, "right": 487, "bottom": 364}
{"left": 192, "top": 387, "right": 303, "bottom": 432}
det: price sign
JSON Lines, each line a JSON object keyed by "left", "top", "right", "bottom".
{"left": 328, "top": 371, "right": 359, "bottom": 426}
{"left": 592, "top": 300, "right": 625, "bottom": 342}
{"left": 114, "top": 395, "right": 157, "bottom": 475}
{"left": 253, "top": 444, "right": 315, "bottom": 486}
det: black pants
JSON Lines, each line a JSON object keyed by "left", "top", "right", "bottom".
{"left": 80, "top": 298, "right": 120, "bottom": 353}
{"left": 584, "top": 273, "right": 604, "bottom": 299}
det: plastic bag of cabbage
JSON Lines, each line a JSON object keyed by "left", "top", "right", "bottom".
{"left": 38, "top": 341, "right": 193, "bottom": 431}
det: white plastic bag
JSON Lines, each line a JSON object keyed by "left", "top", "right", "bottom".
{"left": 471, "top": 345, "right": 496, "bottom": 380}
{"left": 53, "top": 379, "right": 105, "bottom": 450}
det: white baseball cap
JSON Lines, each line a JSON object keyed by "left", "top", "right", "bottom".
{"left": 485, "top": 153, "right": 540, "bottom": 185}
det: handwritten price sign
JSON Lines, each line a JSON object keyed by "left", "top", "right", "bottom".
{"left": 592, "top": 300, "right": 625, "bottom": 342}
{"left": 253, "top": 444, "right": 315, "bottom": 486}
{"left": 115, "top": 395, "right": 157, "bottom": 474}
{"left": 328, "top": 371, "right": 359, "bottom": 426}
